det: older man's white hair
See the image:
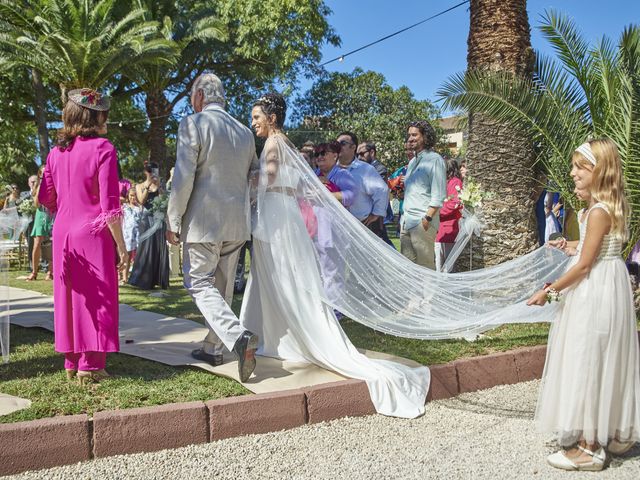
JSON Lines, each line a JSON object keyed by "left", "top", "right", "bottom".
{"left": 193, "top": 73, "right": 225, "bottom": 107}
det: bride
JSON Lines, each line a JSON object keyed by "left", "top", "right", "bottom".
{"left": 239, "top": 93, "right": 430, "bottom": 419}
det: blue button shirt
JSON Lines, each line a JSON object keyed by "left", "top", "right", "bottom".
{"left": 340, "top": 158, "right": 389, "bottom": 221}
{"left": 316, "top": 164, "right": 359, "bottom": 208}
{"left": 402, "top": 150, "right": 446, "bottom": 230}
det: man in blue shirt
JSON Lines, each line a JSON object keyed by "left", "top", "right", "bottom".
{"left": 400, "top": 121, "right": 447, "bottom": 269}
{"left": 336, "top": 132, "right": 390, "bottom": 240}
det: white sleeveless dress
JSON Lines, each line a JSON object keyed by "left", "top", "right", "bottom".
{"left": 535, "top": 203, "right": 640, "bottom": 446}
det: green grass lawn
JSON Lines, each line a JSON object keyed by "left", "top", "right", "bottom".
{"left": 0, "top": 264, "right": 560, "bottom": 424}
{"left": 3, "top": 226, "right": 638, "bottom": 424}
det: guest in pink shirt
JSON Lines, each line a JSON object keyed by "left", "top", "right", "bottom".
{"left": 435, "top": 158, "right": 464, "bottom": 272}
{"left": 38, "top": 88, "right": 127, "bottom": 384}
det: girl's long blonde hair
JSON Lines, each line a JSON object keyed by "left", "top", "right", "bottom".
{"left": 572, "top": 138, "right": 630, "bottom": 240}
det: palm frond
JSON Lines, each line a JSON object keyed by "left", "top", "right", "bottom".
{"left": 440, "top": 11, "right": 640, "bottom": 254}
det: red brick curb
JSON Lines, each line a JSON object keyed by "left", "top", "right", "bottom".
{"left": 0, "top": 414, "right": 91, "bottom": 476}
{"left": 93, "top": 401, "right": 208, "bottom": 457}
{"left": 304, "top": 379, "right": 376, "bottom": 423}
{"left": 207, "top": 390, "right": 307, "bottom": 440}
{"left": 0, "top": 340, "right": 617, "bottom": 476}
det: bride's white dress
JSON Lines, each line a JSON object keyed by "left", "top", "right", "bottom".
{"left": 240, "top": 135, "right": 429, "bottom": 418}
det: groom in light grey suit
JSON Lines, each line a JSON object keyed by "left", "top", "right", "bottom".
{"left": 166, "top": 73, "right": 260, "bottom": 382}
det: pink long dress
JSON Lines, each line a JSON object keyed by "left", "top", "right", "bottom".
{"left": 38, "top": 137, "right": 122, "bottom": 354}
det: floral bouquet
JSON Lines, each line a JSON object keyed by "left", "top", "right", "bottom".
{"left": 150, "top": 192, "right": 169, "bottom": 215}
{"left": 455, "top": 178, "right": 494, "bottom": 210}
{"left": 17, "top": 197, "right": 36, "bottom": 217}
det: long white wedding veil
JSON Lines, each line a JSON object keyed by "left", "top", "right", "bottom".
{"left": 0, "top": 207, "right": 32, "bottom": 363}
{"left": 251, "top": 135, "right": 571, "bottom": 341}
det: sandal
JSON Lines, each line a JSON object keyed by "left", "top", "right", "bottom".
{"left": 25, "top": 272, "right": 37, "bottom": 281}
{"left": 77, "top": 369, "right": 111, "bottom": 385}
{"left": 547, "top": 446, "right": 606, "bottom": 471}
{"left": 44, "top": 272, "right": 53, "bottom": 281}
{"left": 607, "top": 438, "right": 636, "bottom": 455}
{"left": 65, "top": 369, "right": 77, "bottom": 380}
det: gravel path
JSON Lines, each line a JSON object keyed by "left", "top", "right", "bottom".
{"left": 5, "top": 380, "right": 640, "bottom": 480}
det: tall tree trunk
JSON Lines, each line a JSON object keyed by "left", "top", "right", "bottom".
{"left": 463, "top": 0, "right": 538, "bottom": 268}
{"left": 145, "top": 90, "right": 171, "bottom": 179}
{"left": 31, "top": 69, "right": 49, "bottom": 161}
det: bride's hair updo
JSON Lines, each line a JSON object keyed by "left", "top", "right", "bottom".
{"left": 253, "top": 93, "right": 287, "bottom": 129}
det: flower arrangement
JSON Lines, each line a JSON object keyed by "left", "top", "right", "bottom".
{"left": 17, "top": 197, "right": 36, "bottom": 217}
{"left": 150, "top": 192, "right": 169, "bottom": 214}
{"left": 78, "top": 89, "right": 101, "bottom": 107}
{"left": 455, "top": 178, "right": 494, "bottom": 209}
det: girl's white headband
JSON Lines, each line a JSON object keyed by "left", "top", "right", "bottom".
{"left": 575, "top": 142, "right": 597, "bottom": 165}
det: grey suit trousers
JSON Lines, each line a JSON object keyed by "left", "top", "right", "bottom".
{"left": 183, "top": 241, "right": 246, "bottom": 354}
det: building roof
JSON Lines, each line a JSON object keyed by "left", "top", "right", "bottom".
{"left": 438, "top": 115, "right": 466, "bottom": 133}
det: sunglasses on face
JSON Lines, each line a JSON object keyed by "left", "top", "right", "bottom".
{"left": 339, "top": 140, "right": 354, "bottom": 147}
{"left": 315, "top": 151, "right": 327, "bottom": 158}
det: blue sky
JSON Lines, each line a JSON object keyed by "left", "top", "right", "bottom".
{"left": 295, "top": 0, "right": 640, "bottom": 110}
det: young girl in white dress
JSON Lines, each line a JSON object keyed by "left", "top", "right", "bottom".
{"left": 121, "top": 187, "right": 143, "bottom": 285}
{"left": 527, "top": 138, "right": 640, "bottom": 471}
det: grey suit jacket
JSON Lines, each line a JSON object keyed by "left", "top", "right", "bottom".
{"left": 167, "top": 103, "right": 259, "bottom": 243}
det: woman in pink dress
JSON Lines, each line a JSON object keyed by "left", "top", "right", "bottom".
{"left": 38, "top": 88, "right": 127, "bottom": 384}
{"left": 435, "top": 158, "right": 464, "bottom": 272}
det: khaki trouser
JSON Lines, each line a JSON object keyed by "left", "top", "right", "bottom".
{"left": 400, "top": 223, "right": 437, "bottom": 269}
{"left": 183, "top": 241, "right": 246, "bottom": 354}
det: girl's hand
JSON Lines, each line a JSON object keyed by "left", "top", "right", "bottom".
{"left": 526, "top": 289, "right": 548, "bottom": 306}
{"left": 547, "top": 237, "right": 567, "bottom": 250}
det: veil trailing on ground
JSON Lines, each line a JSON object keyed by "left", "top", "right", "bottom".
{"left": 0, "top": 207, "right": 32, "bottom": 363}
{"left": 252, "top": 135, "right": 572, "bottom": 340}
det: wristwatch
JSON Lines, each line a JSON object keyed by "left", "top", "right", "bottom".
{"left": 423, "top": 215, "right": 432, "bottom": 222}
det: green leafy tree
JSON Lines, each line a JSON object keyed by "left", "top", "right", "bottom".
{"left": 0, "top": 69, "right": 41, "bottom": 187}
{"left": 293, "top": 68, "right": 441, "bottom": 172}
{"left": 111, "top": 0, "right": 338, "bottom": 174}
{"left": 211, "top": 0, "right": 339, "bottom": 120}
{"left": 439, "top": 10, "right": 640, "bottom": 255}
{"left": 0, "top": 0, "right": 174, "bottom": 101}
{"left": 111, "top": 0, "right": 224, "bottom": 175}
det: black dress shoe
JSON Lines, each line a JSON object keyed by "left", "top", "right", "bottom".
{"left": 232, "top": 330, "right": 258, "bottom": 382}
{"left": 191, "top": 348, "right": 223, "bottom": 366}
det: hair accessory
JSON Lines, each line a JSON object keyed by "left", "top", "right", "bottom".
{"left": 255, "top": 93, "right": 286, "bottom": 120}
{"left": 68, "top": 88, "right": 111, "bottom": 111}
{"left": 575, "top": 142, "right": 597, "bottom": 165}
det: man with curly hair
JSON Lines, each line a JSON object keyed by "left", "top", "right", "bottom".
{"left": 400, "top": 121, "right": 447, "bottom": 269}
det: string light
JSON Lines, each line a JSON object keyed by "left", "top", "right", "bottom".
{"left": 107, "top": 112, "right": 175, "bottom": 126}
{"left": 8, "top": 3, "right": 470, "bottom": 128}
{"left": 320, "top": 0, "right": 469, "bottom": 66}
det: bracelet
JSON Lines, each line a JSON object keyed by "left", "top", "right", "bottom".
{"left": 543, "top": 284, "right": 562, "bottom": 303}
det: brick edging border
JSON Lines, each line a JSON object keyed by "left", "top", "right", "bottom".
{"left": 1, "top": 336, "right": 634, "bottom": 477}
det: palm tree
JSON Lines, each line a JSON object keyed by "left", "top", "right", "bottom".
{"left": 439, "top": 10, "right": 640, "bottom": 256}
{"left": 445, "top": 0, "right": 538, "bottom": 268}
{"left": 116, "top": 0, "right": 226, "bottom": 176}
{"left": 0, "top": 0, "right": 174, "bottom": 105}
